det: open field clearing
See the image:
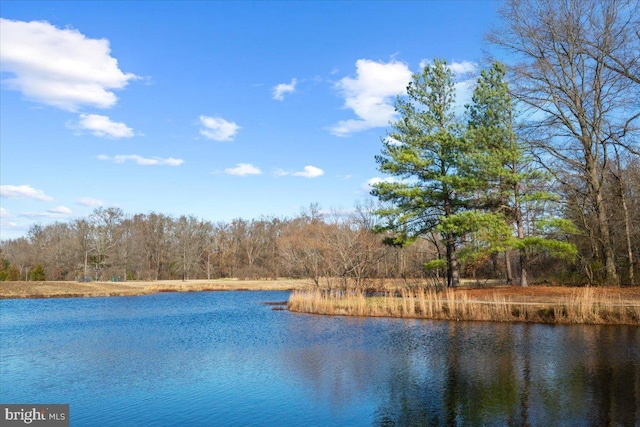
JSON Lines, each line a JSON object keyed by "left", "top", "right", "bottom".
{"left": 0, "top": 279, "right": 314, "bottom": 299}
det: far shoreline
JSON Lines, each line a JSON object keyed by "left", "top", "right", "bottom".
{"left": 0, "top": 279, "right": 314, "bottom": 299}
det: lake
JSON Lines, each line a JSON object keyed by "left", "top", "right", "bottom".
{"left": 1, "top": 291, "right": 638, "bottom": 426}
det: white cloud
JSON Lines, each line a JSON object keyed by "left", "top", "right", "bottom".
{"left": 77, "top": 197, "right": 104, "bottom": 207}
{"left": 448, "top": 60, "right": 478, "bottom": 75}
{"left": 0, "top": 18, "right": 137, "bottom": 111}
{"left": 275, "top": 165, "right": 324, "bottom": 178}
{"left": 384, "top": 136, "right": 403, "bottom": 146}
{"left": 97, "top": 154, "right": 184, "bottom": 166}
{"left": 293, "top": 165, "right": 324, "bottom": 178}
{"left": 72, "top": 114, "right": 134, "bottom": 138}
{"left": 0, "top": 184, "right": 53, "bottom": 201}
{"left": 48, "top": 206, "right": 72, "bottom": 215}
{"left": 329, "top": 59, "right": 413, "bottom": 137}
{"left": 418, "top": 59, "right": 431, "bottom": 70}
{"left": 272, "top": 78, "right": 297, "bottom": 101}
{"left": 21, "top": 206, "right": 72, "bottom": 219}
{"left": 0, "top": 207, "right": 9, "bottom": 217}
{"left": 224, "top": 163, "right": 262, "bottom": 176}
{"left": 199, "top": 116, "right": 240, "bottom": 141}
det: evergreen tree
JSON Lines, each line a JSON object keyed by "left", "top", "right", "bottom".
{"left": 465, "top": 62, "right": 576, "bottom": 286}
{"left": 7, "top": 266, "right": 20, "bottom": 281}
{"left": 30, "top": 264, "right": 46, "bottom": 281}
{"left": 372, "top": 59, "right": 470, "bottom": 287}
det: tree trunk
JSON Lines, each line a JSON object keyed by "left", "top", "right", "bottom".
{"left": 446, "top": 235, "right": 460, "bottom": 287}
{"left": 514, "top": 183, "right": 528, "bottom": 287}
{"left": 505, "top": 250, "right": 513, "bottom": 285}
{"left": 519, "top": 249, "right": 528, "bottom": 288}
{"left": 620, "top": 189, "right": 635, "bottom": 285}
{"left": 614, "top": 150, "right": 635, "bottom": 286}
{"left": 591, "top": 168, "right": 619, "bottom": 285}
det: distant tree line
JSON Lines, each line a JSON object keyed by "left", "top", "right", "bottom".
{"left": 0, "top": 204, "right": 432, "bottom": 287}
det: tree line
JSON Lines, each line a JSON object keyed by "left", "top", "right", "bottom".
{"left": 0, "top": 204, "right": 433, "bottom": 286}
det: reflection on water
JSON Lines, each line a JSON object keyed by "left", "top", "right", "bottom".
{"left": 1, "top": 292, "right": 638, "bottom": 426}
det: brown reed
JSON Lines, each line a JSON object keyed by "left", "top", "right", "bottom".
{"left": 287, "top": 287, "right": 640, "bottom": 325}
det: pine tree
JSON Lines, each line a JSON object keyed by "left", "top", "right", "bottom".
{"left": 372, "top": 59, "right": 470, "bottom": 287}
{"left": 465, "top": 62, "right": 576, "bottom": 286}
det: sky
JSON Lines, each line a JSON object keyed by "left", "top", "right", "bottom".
{"left": 0, "top": 1, "right": 500, "bottom": 240}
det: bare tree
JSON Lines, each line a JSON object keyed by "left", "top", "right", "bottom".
{"left": 172, "top": 215, "right": 210, "bottom": 281}
{"left": 87, "top": 207, "right": 125, "bottom": 280}
{"left": 280, "top": 212, "right": 329, "bottom": 286}
{"left": 489, "top": 0, "right": 640, "bottom": 284}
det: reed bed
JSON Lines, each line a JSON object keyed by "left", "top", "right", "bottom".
{"left": 287, "top": 287, "right": 640, "bottom": 325}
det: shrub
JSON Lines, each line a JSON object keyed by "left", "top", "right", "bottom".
{"left": 30, "top": 264, "right": 46, "bottom": 281}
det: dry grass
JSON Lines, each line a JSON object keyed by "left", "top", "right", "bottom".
{"left": 0, "top": 278, "right": 315, "bottom": 299}
{"left": 287, "top": 286, "right": 640, "bottom": 325}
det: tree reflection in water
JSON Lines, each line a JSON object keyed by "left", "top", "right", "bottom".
{"left": 285, "top": 317, "right": 639, "bottom": 426}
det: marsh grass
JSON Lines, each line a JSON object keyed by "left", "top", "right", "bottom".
{"left": 287, "top": 287, "right": 640, "bottom": 325}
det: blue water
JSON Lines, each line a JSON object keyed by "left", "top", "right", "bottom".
{"left": 1, "top": 291, "right": 638, "bottom": 426}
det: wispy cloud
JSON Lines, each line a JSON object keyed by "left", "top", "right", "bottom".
{"left": 0, "top": 214, "right": 20, "bottom": 236}
{"left": 329, "top": 59, "right": 413, "bottom": 137}
{"left": 77, "top": 197, "right": 105, "bottom": 207}
{"left": 224, "top": 163, "right": 262, "bottom": 176}
{"left": 275, "top": 165, "right": 324, "bottom": 178}
{"left": 272, "top": 78, "right": 297, "bottom": 101}
{"left": 21, "top": 206, "right": 72, "bottom": 219}
{"left": 97, "top": 154, "right": 184, "bottom": 166}
{"left": 199, "top": 115, "right": 240, "bottom": 141}
{"left": 0, "top": 184, "right": 53, "bottom": 201}
{"left": 48, "top": 206, "right": 72, "bottom": 215}
{"left": 70, "top": 114, "right": 134, "bottom": 138}
{"left": 0, "top": 18, "right": 137, "bottom": 111}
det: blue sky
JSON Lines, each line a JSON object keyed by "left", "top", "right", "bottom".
{"left": 0, "top": 1, "right": 499, "bottom": 240}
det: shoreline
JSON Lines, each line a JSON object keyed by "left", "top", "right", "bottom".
{"left": 0, "top": 279, "right": 314, "bottom": 299}
{"left": 3, "top": 280, "right": 640, "bottom": 326}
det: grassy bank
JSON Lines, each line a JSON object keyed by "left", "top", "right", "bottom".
{"left": 0, "top": 278, "right": 314, "bottom": 299}
{"left": 287, "top": 286, "right": 640, "bottom": 325}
